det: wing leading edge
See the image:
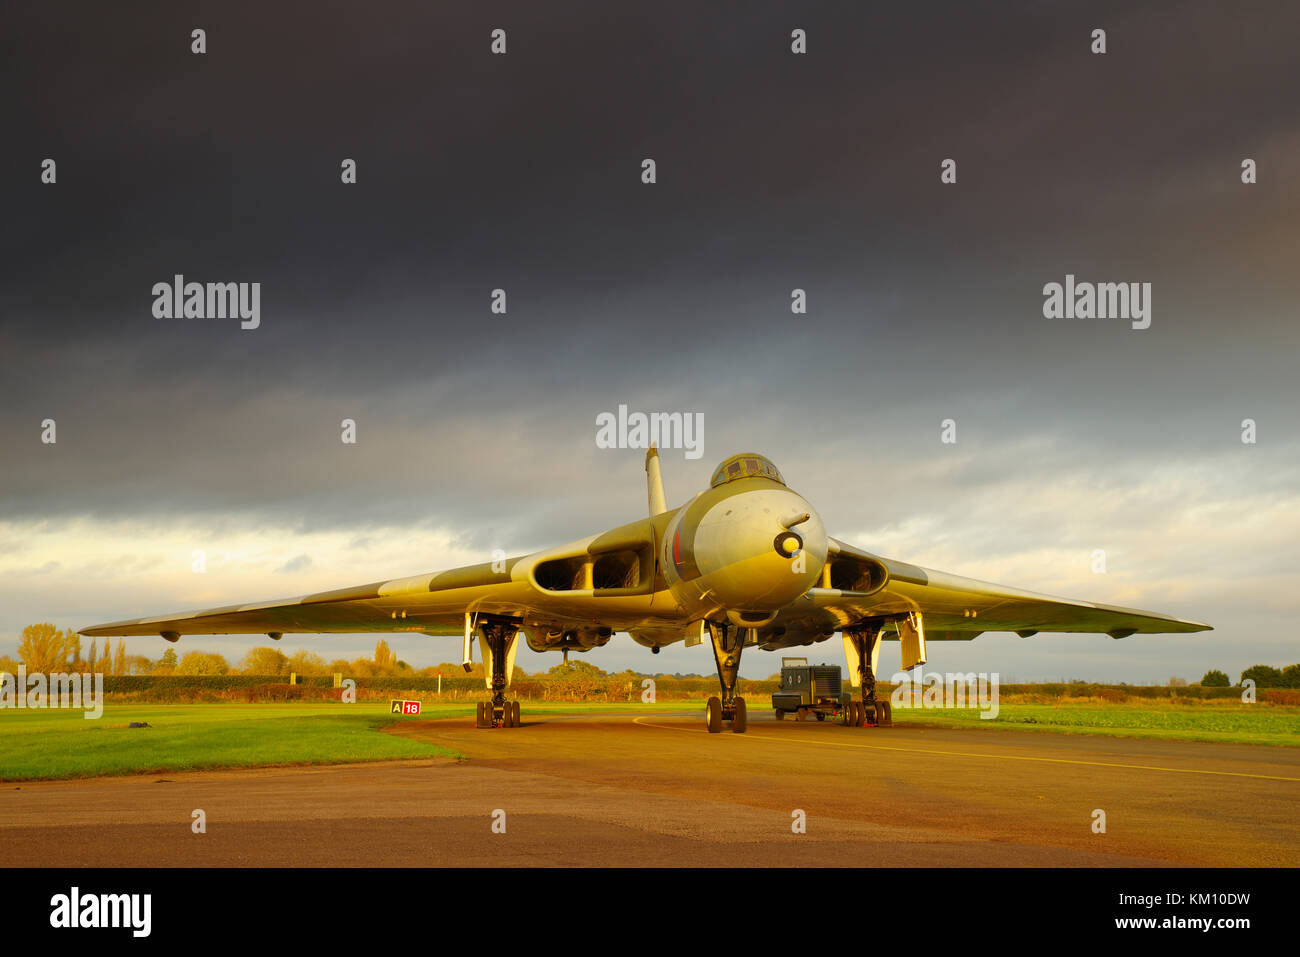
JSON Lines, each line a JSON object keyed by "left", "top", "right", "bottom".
{"left": 787, "top": 538, "right": 1211, "bottom": 640}
{"left": 79, "top": 557, "right": 527, "bottom": 639}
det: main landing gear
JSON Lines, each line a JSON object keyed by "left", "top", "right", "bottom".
{"left": 841, "top": 621, "right": 894, "bottom": 728}
{"left": 473, "top": 619, "right": 523, "bottom": 729}
{"left": 476, "top": 699, "right": 521, "bottom": 728}
{"left": 704, "top": 620, "right": 748, "bottom": 734}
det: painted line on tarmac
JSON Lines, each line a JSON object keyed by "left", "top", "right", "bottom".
{"left": 630, "top": 717, "right": 1300, "bottom": 782}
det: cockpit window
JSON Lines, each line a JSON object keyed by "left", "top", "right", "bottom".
{"left": 710, "top": 453, "right": 785, "bottom": 488}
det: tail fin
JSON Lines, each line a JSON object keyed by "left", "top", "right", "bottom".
{"left": 645, "top": 446, "right": 667, "bottom": 516}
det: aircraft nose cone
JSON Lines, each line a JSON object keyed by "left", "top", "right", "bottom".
{"left": 692, "top": 488, "right": 828, "bottom": 612}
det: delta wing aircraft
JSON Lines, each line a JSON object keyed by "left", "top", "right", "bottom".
{"left": 83, "top": 450, "right": 1210, "bottom": 732}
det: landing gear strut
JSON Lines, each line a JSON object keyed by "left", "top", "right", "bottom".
{"left": 842, "top": 622, "right": 893, "bottom": 728}
{"left": 705, "top": 620, "right": 747, "bottom": 734}
{"left": 474, "top": 619, "right": 523, "bottom": 729}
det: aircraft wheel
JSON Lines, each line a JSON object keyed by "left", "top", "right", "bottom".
{"left": 475, "top": 702, "right": 487, "bottom": 728}
{"left": 877, "top": 699, "right": 892, "bottom": 727}
{"left": 840, "top": 706, "right": 851, "bottom": 726}
{"left": 705, "top": 696, "right": 722, "bottom": 734}
{"left": 862, "top": 701, "right": 877, "bottom": 726}
{"left": 511, "top": 701, "right": 521, "bottom": 727}
{"left": 732, "top": 697, "right": 747, "bottom": 733}
{"left": 503, "top": 702, "right": 515, "bottom": 727}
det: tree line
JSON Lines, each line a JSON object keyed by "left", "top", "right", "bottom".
{"left": 3, "top": 625, "right": 632, "bottom": 680}
{"left": 1201, "top": 665, "right": 1300, "bottom": 688}
{"left": 7, "top": 623, "right": 1298, "bottom": 688}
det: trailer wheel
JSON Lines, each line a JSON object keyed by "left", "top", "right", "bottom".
{"left": 775, "top": 709, "right": 785, "bottom": 720}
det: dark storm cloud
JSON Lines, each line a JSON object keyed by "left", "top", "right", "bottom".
{"left": 2, "top": 1, "right": 1298, "bottom": 671}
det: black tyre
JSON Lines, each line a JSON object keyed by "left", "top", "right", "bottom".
{"left": 512, "top": 700, "right": 521, "bottom": 727}
{"left": 733, "top": 697, "right": 747, "bottom": 733}
{"left": 877, "top": 699, "right": 892, "bottom": 727}
{"left": 705, "top": 696, "right": 722, "bottom": 733}
{"left": 815, "top": 711, "right": 825, "bottom": 721}
{"left": 475, "top": 701, "right": 486, "bottom": 728}
{"left": 775, "top": 709, "right": 785, "bottom": 720}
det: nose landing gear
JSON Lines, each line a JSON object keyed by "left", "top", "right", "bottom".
{"left": 704, "top": 621, "right": 749, "bottom": 733}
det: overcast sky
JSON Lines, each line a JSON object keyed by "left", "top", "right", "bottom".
{"left": 2, "top": 1, "right": 1297, "bottom": 682}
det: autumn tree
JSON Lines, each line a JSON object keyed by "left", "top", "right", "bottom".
{"left": 286, "top": 649, "right": 326, "bottom": 675}
{"left": 374, "top": 639, "right": 396, "bottom": 670}
{"left": 547, "top": 659, "right": 606, "bottom": 678}
{"left": 17, "top": 623, "right": 79, "bottom": 672}
{"left": 430, "top": 660, "right": 481, "bottom": 677}
{"left": 348, "top": 657, "right": 379, "bottom": 677}
{"left": 239, "top": 647, "right": 289, "bottom": 675}
{"left": 153, "top": 648, "right": 178, "bottom": 675}
{"left": 176, "top": 651, "right": 230, "bottom": 675}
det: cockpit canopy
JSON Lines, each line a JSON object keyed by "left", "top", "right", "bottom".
{"left": 710, "top": 453, "right": 786, "bottom": 489}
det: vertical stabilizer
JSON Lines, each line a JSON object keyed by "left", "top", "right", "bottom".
{"left": 645, "top": 446, "right": 668, "bottom": 516}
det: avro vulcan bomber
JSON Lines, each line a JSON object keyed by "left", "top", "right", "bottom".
{"left": 84, "top": 450, "right": 1210, "bottom": 732}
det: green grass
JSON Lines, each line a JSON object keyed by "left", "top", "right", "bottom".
{"left": 0, "top": 700, "right": 710, "bottom": 782}
{"left": 0, "top": 703, "right": 465, "bottom": 782}
{"left": 887, "top": 701, "right": 1300, "bottom": 746}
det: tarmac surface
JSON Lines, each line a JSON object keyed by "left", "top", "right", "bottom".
{"left": 3, "top": 710, "right": 1297, "bottom": 867}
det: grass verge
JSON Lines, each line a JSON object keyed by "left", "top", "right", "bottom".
{"left": 887, "top": 700, "right": 1300, "bottom": 747}
{"left": 0, "top": 703, "right": 460, "bottom": 782}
